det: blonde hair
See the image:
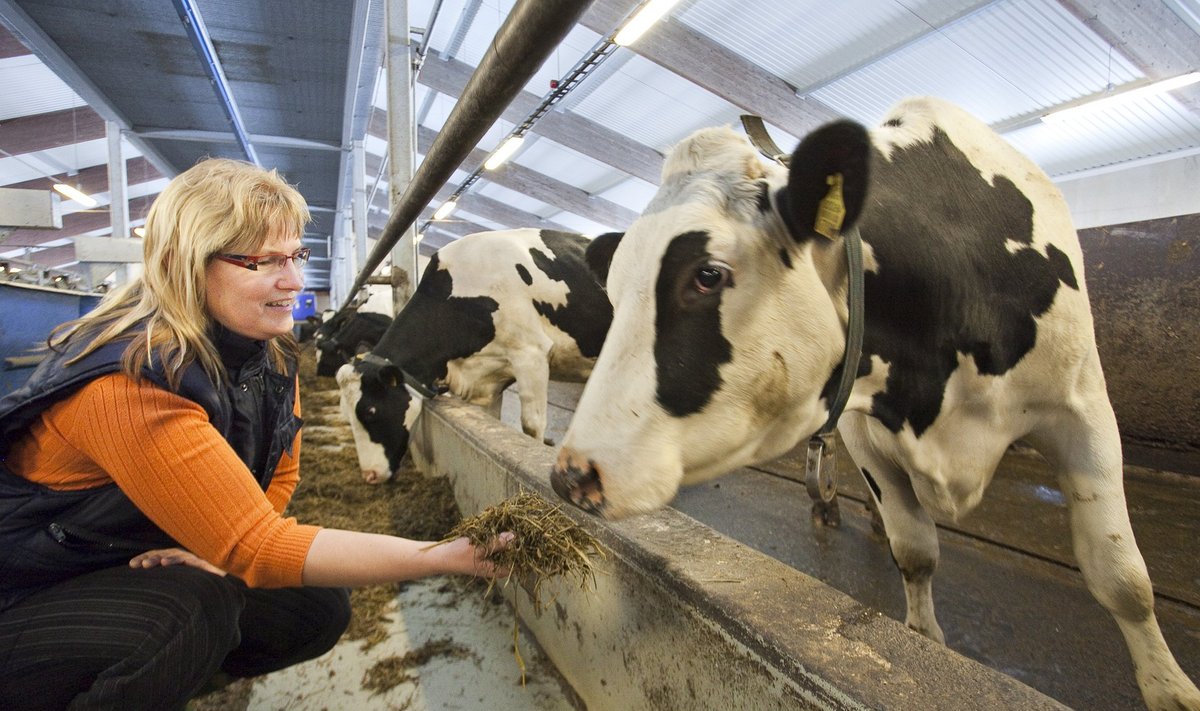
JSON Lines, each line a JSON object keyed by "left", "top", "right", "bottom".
{"left": 52, "top": 158, "right": 311, "bottom": 388}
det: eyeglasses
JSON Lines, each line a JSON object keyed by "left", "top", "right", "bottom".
{"left": 214, "top": 247, "right": 311, "bottom": 273}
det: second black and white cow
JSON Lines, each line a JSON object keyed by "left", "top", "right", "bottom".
{"left": 337, "top": 228, "right": 612, "bottom": 484}
{"left": 314, "top": 310, "right": 392, "bottom": 376}
{"left": 549, "top": 97, "right": 1198, "bottom": 710}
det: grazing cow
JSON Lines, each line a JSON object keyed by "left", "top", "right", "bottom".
{"left": 549, "top": 97, "right": 1199, "bottom": 710}
{"left": 296, "top": 315, "right": 323, "bottom": 343}
{"left": 337, "top": 228, "right": 612, "bottom": 484}
{"left": 314, "top": 310, "right": 392, "bottom": 376}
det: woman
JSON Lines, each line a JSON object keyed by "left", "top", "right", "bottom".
{"left": 0, "top": 158, "right": 510, "bottom": 710}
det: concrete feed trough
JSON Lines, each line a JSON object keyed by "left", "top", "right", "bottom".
{"left": 409, "top": 395, "right": 1066, "bottom": 711}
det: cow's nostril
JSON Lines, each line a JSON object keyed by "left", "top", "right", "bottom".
{"left": 550, "top": 457, "right": 606, "bottom": 515}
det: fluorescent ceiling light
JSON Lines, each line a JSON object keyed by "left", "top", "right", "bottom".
{"left": 1042, "top": 71, "right": 1200, "bottom": 124}
{"left": 53, "top": 182, "right": 98, "bottom": 208}
{"left": 433, "top": 200, "right": 457, "bottom": 220}
{"left": 484, "top": 135, "right": 526, "bottom": 170}
{"left": 614, "top": 0, "right": 683, "bottom": 46}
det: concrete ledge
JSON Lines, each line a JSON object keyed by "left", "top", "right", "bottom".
{"left": 411, "top": 396, "right": 1068, "bottom": 710}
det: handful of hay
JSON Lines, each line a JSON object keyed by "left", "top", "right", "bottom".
{"left": 440, "top": 490, "right": 608, "bottom": 684}
{"left": 439, "top": 490, "right": 607, "bottom": 609}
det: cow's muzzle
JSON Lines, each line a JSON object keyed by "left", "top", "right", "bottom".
{"left": 551, "top": 450, "right": 606, "bottom": 515}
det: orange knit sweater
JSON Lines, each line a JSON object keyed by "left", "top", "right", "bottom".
{"left": 5, "top": 372, "right": 320, "bottom": 588}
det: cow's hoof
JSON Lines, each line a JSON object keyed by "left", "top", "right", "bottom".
{"left": 550, "top": 458, "right": 606, "bottom": 515}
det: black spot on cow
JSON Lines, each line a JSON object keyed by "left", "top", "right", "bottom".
{"left": 528, "top": 231, "right": 613, "bottom": 359}
{"left": 856, "top": 128, "right": 1079, "bottom": 436}
{"left": 779, "top": 248, "right": 793, "bottom": 270}
{"left": 884, "top": 117, "right": 903, "bottom": 128}
{"left": 378, "top": 252, "right": 499, "bottom": 388}
{"left": 755, "top": 181, "right": 772, "bottom": 214}
{"left": 654, "top": 231, "right": 733, "bottom": 417}
{"left": 861, "top": 467, "right": 883, "bottom": 503}
{"left": 515, "top": 263, "right": 533, "bottom": 285}
{"left": 1046, "top": 243, "right": 1079, "bottom": 290}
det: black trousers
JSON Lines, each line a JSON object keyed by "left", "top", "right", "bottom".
{"left": 0, "top": 564, "right": 351, "bottom": 711}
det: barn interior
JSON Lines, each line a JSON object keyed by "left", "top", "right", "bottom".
{"left": 1, "top": 1, "right": 1198, "bottom": 709}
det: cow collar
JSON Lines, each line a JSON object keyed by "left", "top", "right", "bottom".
{"left": 765, "top": 191, "right": 865, "bottom": 434}
{"left": 769, "top": 188, "right": 865, "bottom": 525}
{"left": 819, "top": 224, "right": 865, "bottom": 434}
{"left": 359, "top": 352, "right": 443, "bottom": 399}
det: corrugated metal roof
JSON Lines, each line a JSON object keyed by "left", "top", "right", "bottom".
{"left": 1, "top": 0, "right": 1197, "bottom": 291}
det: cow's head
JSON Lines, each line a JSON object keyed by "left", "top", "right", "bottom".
{"left": 315, "top": 311, "right": 382, "bottom": 377}
{"left": 336, "top": 355, "right": 422, "bottom": 484}
{"left": 314, "top": 311, "right": 351, "bottom": 376}
{"left": 552, "top": 121, "right": 870, "bottom": 518}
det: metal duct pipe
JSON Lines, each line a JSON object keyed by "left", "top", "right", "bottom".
{"left": 343, "top": 0, "right": 595, "bottom": 304}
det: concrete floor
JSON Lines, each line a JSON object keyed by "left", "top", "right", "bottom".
{"left": 512, "top": 382, "right": 1200, "bottom": 711}
{"left": 247, "top": 578, "right": 579, "bottom": 711}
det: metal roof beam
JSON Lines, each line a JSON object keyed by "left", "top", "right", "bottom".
{"left": 413, "top": 125, "right": 636, "bottom": 229}
{"left": 579, "top": 0, "right": 839, "bottom": 138}
{"left": 3, "top": 194, "right": 154, "bottom": 247}
{"left": 367, "top": 176, "right": 572, "bottom": 234}
{"left": 5, "top": 158, "right": 161, "bottom": 196}
{"left": 1056, "top": 0, "right": 1200, "bottom": 114}
{"left": 0, "top": 0, "right": 178, "bottom": 179}
{"left": 417, "top": 55, "right": 664, "bottom": 184}
{"left": 0, "top": 107, "right": 105, "bottom": 156}
{"left": 169, "top": 0, "right": 258, "bottom": 164}
{"left": 134, "top": 128, "right": 342, "bottom": 152}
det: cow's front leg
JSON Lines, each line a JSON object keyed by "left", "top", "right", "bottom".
{"left": 876, "top": 468, "right": 944, "bottom": 644}
{"left": 509, "top": 347, "right": 550, "bottom": 444}
{"left": 841, "top": 420, "right": 945, "bottom": 644}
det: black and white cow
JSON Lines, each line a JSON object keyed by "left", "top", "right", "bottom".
{"left": 550, "top": 97, "right": 1198, "bottom": 710}
{"left": 337, "top": 228, "right": 612, "bottom": 484}
{"left": 314, "top": 310, "right": 392, "bottom": 376}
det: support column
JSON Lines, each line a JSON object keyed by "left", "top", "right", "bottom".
{"left": 386, "top": 0, "right": 419, "bottom": 310}
{"left": 352, "top": 138, "right": 370, "bottom": 288}
{"left": 102, "top": 121, "right": 129, "bottom": 286}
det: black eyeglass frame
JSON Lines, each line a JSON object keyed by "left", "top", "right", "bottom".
{"left": 213, "top": 247, "right": 311, "bottom": 272}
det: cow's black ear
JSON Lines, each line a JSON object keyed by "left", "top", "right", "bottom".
{"left": 586, "top": 232, "right": 624, "bottom": 286}
{"left": 380, "top": 363, "right": 402, "bottom": 388}
{"left": 778, "top": 119, "right": 871, "bottom": 242}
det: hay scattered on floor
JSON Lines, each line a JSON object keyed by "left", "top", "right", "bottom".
{"left": 361, "top": 638, "right": 474, "bottom": 695}
{"left": 293, "top": 347, "right": 461, "bottom": 650}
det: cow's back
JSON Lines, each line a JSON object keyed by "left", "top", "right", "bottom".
{"left": 375, "top": 228, "right": 611, "bottom": 389}
{"left": 854, "top": 98, "right": 1097, "bottom": 442}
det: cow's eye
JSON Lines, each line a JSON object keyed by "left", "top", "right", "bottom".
{"left": 363, "top": 405, "right": 377, "bottom": 420}
{"left": 693, "top": 263, "right": 732, "bottom": 294}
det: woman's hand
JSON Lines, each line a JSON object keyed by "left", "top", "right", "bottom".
{"left": 439, "top": 532, "right": 516, "bottom": 579}
{"left": 130, "top": 547, "right": 227, "bottom": 577}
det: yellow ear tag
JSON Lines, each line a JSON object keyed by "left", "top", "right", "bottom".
{"left": 813, "top": 173, "right": 846, "bottom": 239}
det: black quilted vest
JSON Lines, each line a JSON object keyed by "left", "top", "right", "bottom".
{"left": 0, "top": 326, "right": 301, "bottom": 611}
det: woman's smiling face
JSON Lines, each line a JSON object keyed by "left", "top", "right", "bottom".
{"left": 205, "top": 228, "right": 304, "bottom": 340}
